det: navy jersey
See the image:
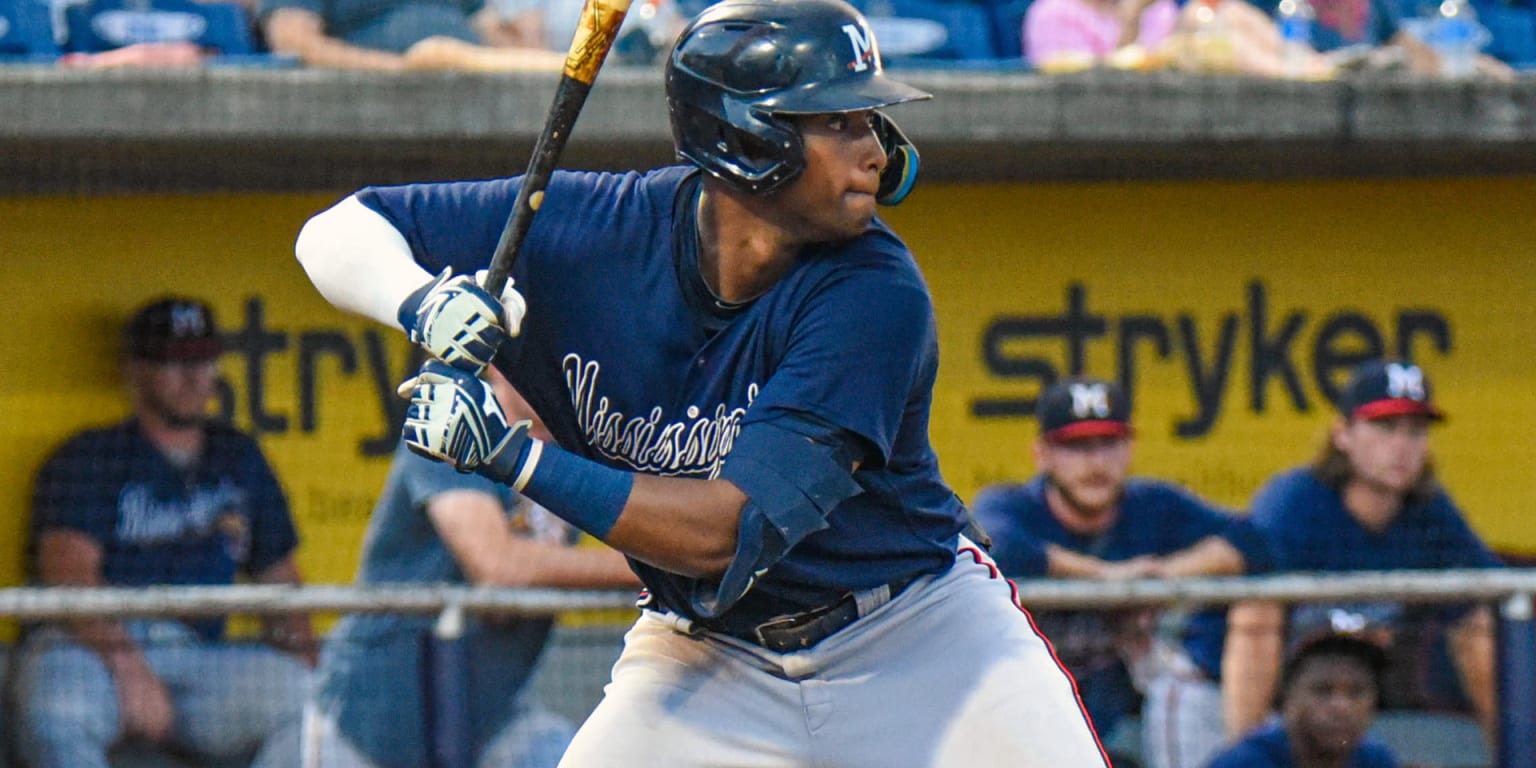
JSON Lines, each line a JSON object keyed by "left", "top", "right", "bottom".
{"left": 357, "top": 166, "right": 967, "bottom": 623}
{"left": 30, "top": 419, "right": 299, "bottom": 641}
{"left": 1206, "top": 721, "right": 1399, "bottom": 768}
{"left": 1186, "top": 467, "right": 1501, "bottom": 698}
{"left": 971, "top": 476, "right": 1273, "bottom": 730}
{"left": 971, "top": 476, "right": 1271, "bottom": 579}
{"left": 1251, "top": 468, "right": 1498, "bottom": 574}
{"left": 316, "top": 445, "right": 564, "bottom": 768}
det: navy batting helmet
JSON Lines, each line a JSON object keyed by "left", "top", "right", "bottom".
{"left": 665, "top": 0, "right": 931, "bottom": 202}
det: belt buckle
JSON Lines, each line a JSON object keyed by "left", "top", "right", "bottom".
{"left": 753, "top": 600, "right": 848, "bottom": 651}
{"left": 752, "top": 612, "right": 814, "bottom": 650}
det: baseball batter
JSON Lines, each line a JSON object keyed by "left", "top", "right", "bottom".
{"left": 293, "top": 0, "right": 1108, "bottom": 764}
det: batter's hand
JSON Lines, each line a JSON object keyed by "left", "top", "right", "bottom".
{"left": 399, "top": 360, "right": 532, "bottom": 483}
{"left": 397, "top": 267, "right": 527, "bottom": 374}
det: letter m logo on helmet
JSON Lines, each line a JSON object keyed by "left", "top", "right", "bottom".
{"left": 665, "top": 0, "right": 930, "bottom": 195}
{"left": 841, "top": 22, "right": 873, "bottom": 72}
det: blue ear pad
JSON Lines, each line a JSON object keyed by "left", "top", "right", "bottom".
{"left": 874, "top": 112, "right": 920, "bottom": 206}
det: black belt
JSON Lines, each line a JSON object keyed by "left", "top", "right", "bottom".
{"left": 708, "top": 574, "right": 921, "bottom": 653}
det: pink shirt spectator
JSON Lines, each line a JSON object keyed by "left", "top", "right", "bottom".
{"left": 1024, "top": 0, "right": 1178, "bottom": 64}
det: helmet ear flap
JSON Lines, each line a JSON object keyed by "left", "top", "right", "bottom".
{"left": 670, "top": 99, "right": 805, "bottom": 194}
{"left": 873, "top": 111, "right": 919, "bottom": 206}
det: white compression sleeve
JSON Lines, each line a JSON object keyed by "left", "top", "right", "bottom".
{"left": 294, "top": 195, "right": 434, "bottom": 330}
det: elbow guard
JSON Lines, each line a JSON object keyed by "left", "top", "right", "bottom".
{"left": 688, "top": 414, "right": 865, "bottom": 618}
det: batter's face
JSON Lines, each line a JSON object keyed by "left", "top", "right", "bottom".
{"left": 773, "top": 111, "right": 886, "bottom": 242}
{"left": 1034, "top": 435, "right": 1132, "bottom": 518}
{"left": 131, "top": 358, "right": 220, "bottom": 429}
{"left": 1284, "top": 655, "right": 1378, "bottom": 759}
{"left": 1332, "top": 414, "right": 1431, "bottom": 496}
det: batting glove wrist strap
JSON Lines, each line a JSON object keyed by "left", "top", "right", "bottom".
{"left": 400, "top": 361, "right": 532, "bottom": 483}
{"left": 397, "top": 267, "right": 526, "bottom": 374}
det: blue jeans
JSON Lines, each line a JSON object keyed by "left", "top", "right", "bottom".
{"left": 13, "top": 621, "right": 311, "bottom": 768}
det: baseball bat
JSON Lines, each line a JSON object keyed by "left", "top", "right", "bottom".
{"left": 481, "top": 0, "right": 636, "bottom": 297}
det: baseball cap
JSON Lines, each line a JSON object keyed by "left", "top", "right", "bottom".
{"left": 1338, "top": 359, "right": 1444, "bottom": 422}
{"left": 1279, "top": 608, "right": 1391, "bottom": 701}
{"left": 1283, "top": 629, "right": 1389, "bottom": 687}
{"left": 1035, "top": 376, "right": 1132, "bottom": 442}
{"left": 123, "top": 296, "right": 224, "bottom": 363}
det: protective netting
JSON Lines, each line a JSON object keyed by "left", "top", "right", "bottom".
{"left": 3, "top": 0, "right": 1536, "bottom": 763}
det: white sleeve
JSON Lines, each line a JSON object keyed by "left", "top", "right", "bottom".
{"left": 294, "top": 195, "right": 435, "bottom": 330}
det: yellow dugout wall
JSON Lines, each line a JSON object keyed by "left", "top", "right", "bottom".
{"left": 2, "top": 176, "right": 1533, "bottom": 589}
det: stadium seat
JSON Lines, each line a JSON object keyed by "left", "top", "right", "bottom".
{"left": 1477, "top": 3, "right": 1536, "bottom": 67}
{"left": 985, "top": 0, "right": 1032, "bottom": 60}
{"left": 63, "top": 0, "right": 255, "bottom": 54}
{"left": 855, "top": 0, "right": 1001, "bottom": 59}
{"left": 0, "top": 0, "right": 59, "bottom": 59}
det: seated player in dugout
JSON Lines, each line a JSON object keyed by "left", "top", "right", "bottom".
{"left": 971, "top": 375, "right": 1275, "bottom": 768}
{"left": 1207, "top": 624, "right": 1400, "bottom": 768}
{"left": 15, "top": 297, "right": 313, "bottom": 768}
{"left": 1221, "top": 359, "right": 1501, "bottom": 751}
{"left": 304, "top": 367, "right": 640, "bottom": 768}
{"left": 291, "top": 0, "right": 1112, "bottom": 764}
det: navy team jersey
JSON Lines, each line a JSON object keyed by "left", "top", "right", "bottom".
{"left": 971, "top": 476, "right": 1271, "bottom": 579}
{"left": 357, "top": 165, "right": 967, "bottom": 622}
{"left": 1184, "top": 467, "right": 1501, "bottom": 696}
{"left": 971, "top": 476, "right": 1273, "bottom": 731}
{"left": 1206, "top": 721, "right": 1399, "bottom": 768}
{"left": 30, "top": 419, "right": 299, "bottom": 641}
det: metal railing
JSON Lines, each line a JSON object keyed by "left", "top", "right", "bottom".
{"left": 3, "top": 568, "right": 1533, "bottom": 617}
{"left": 2, "top": 569, "right": 1533, "bottom": 768}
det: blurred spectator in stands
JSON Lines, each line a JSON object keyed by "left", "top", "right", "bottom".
{"left": 12, "top": 296, "right": 314, "bottom": 768}
{"left": 1207, "top": 628, "right": 1400, "bottom": 768}
{"left": 1239, "top": 0, "right": 1513, "bottom": 77}
{"left": 258, "top": 0, "right": 569, "bottom": 70}
{"left": 52, "top": 0, "right": 261, "bottom": 68}
{"left": 1221, "top": 359, "right": 1500, "bottom": 752}
{"left": 1023, "top": 0, "right": 1180, "bottom": 70}
{"left": 303, "top": 367, "right": 640, "bottom": 768}
{"left": 1024, "top": 0, "right": 1332, "bottom": 75}
{"left": 971, "top": 376, "right": 1274, "bottom": 768}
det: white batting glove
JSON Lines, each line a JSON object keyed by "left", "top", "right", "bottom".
{"left": 396, "top": 268, "right": 527, "bottom": 374}
{"left": 399, "top": 361, "right": 533, "bottom": 483}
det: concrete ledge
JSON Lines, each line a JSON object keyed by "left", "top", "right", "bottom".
{"left": 2, "top": 67, "right": 1534, "bottom": 193}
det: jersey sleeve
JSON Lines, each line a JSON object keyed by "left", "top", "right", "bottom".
{"left": 1246, "top": 472, "right": 1312, "bottom": 571}
{"left": 241, "top": 439, "right": 301, "bottom": 576}
{"left": 969, "top": 486, "right": 1049, "bottom": 577}
{"left": 1422, "top": 492, "right": 1501, "bottom": 569}
{"left": 1164, "top": 486, "right": 1276, "bottom": 575}
{"left": 29, "top": 437, "right": 115, "bottom": 545}
{"left": 745, "top": 246, "right": 936, "bottom": 465}
{"left": 355, "top": 177, "right": 525, "bottom": 276}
